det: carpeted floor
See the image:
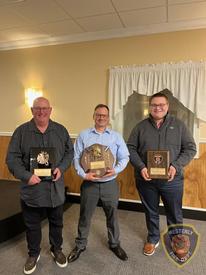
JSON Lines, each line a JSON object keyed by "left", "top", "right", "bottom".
{"left": 0, "top": 203, "right": 205, "bottom": 275}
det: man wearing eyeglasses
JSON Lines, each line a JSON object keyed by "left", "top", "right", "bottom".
{"left": 68, "top": 104, "right": 129, "bottom": 263}
{"left": 6, "top": 97, "right": 74, "bottom": 274}
{"left": 127, "top": 92, "right": 196, "bottom": 256}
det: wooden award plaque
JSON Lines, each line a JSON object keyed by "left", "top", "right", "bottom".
{"left": 80, "top": 144, "right": 114, "bottom": 177}
{"left": 147, "top": 150, "right": 169, "bottom": 179}
{"left": 30, "top": 147, "right": 56, "bottom": 180}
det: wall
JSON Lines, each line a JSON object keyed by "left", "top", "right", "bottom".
{"left": 1, "top": 29, "right": 206, "bottom": 136}
{"left": 1, "top": 29, "right": 206, "bottom": 209}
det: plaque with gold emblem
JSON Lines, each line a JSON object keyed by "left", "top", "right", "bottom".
{"left": 80, "top": 144, "right": 114, "bottom": 177}
{"left": 30, "top": 147, "right": 56, "bottom": 180}
{"left": 147, "top": 150, "right": 169, "bottom": 179}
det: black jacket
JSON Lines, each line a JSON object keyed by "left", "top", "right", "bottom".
{"left": 6, "top": 119, "right": 74, "bottom": 207}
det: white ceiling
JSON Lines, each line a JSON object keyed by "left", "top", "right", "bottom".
{"left": 1, "top": 0, "right": 206, "bottom": 50}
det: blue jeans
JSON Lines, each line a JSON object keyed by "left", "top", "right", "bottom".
{"left": 136, "top": 177, "right": 183, "bottom": 244}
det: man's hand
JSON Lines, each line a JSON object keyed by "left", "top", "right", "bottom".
{"left": 168, "top": 165, "right": 176, "bottom": 182}
{"left": 140, "top": 167, "right": 152, "bottom": 181}
{"left": 85, "top": 172, "right": 100, "bottom": 181}
{"left": 102, "top": 168, "right": 116, "bottom": 178}
{"left": 52, "top": 168, "right": 62, "bottom": 181}
{"left": 28, "top": 174, "right": 41, "bottom": 185}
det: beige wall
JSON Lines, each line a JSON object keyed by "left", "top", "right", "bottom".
{"left": 1, "top": 28, "right": 206, "bottom": 135}
{"left": 200, "top": 121, "right": 206, "bottom": 139}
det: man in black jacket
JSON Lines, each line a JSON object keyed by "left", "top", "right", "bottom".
{"left": 127, "top": 92, "right": 196, "bottom": 256}
{"left": 6, "top": 97, "right": 74, "bottom": 274}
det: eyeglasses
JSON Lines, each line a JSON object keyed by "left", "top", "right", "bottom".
{"left": 32, "top": 107, "right": 50, "bottom": 112}
{"left": 95, "top": 114, "right": 108, "bottom": 118}
{"left": 150, "top": 103, "right": 168, "bottom": 109}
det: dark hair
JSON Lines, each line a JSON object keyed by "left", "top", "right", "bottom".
{"left": 149, "top": 92, "right": 169, "bottom": 105}
{"left": 94, "top": 104, "right": 109, "bottom": 113}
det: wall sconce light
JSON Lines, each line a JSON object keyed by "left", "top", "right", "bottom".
{"left": 25, "top": 88, "right": 43, "bottom": 107}
{"left": 144, "top": 109, "right": 149, "bottom": 117}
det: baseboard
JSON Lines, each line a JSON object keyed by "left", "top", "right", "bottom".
{"left": 66, "top": 193, "right": 206, "bottom": 221}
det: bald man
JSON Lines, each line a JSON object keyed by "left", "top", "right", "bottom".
{"left": 6, "top": 97, "right": 74, "bottom": 274}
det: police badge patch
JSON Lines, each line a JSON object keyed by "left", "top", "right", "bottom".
{"left": 161, "top": 224, "right": 199, "bottom": 267}
{"left": 154, "top": 154, "right": 163, "bottom": 165}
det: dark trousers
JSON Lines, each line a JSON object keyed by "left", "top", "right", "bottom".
{"left": 21, "top": 200, "right": 64, "bottom": 257}
{"left": 75, "top": 179, "right": 120, "bottom": 249}
{"left": 137, "top": 178, "right": 183, "bottom": 244}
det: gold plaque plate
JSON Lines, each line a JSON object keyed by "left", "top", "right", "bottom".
{"left": 34, "top": 168, "right": 51, "bottom": 177}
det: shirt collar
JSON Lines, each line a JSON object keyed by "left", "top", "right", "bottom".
{"left": 149, "top": 112, "right": 170, "bottom": 124}
{"left": 28, "top": 119, "right": 54, "bottom": 132}
{"left": 90, "top": 127, "right": 111, "bottom": 134}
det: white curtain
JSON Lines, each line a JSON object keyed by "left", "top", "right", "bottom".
{"left": 108, "top": 61, "right": 206, "bottom": 133}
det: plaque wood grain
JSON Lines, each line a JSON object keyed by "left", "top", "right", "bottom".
{"left": 147, "top": 150, "right": 169, "bottom": 179}
{"left": 80, "top": 144, "right": 114, "bottom": 177}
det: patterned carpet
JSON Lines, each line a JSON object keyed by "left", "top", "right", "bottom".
{"left": 0, "top": 203, "right": 205, "bottom": 275}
